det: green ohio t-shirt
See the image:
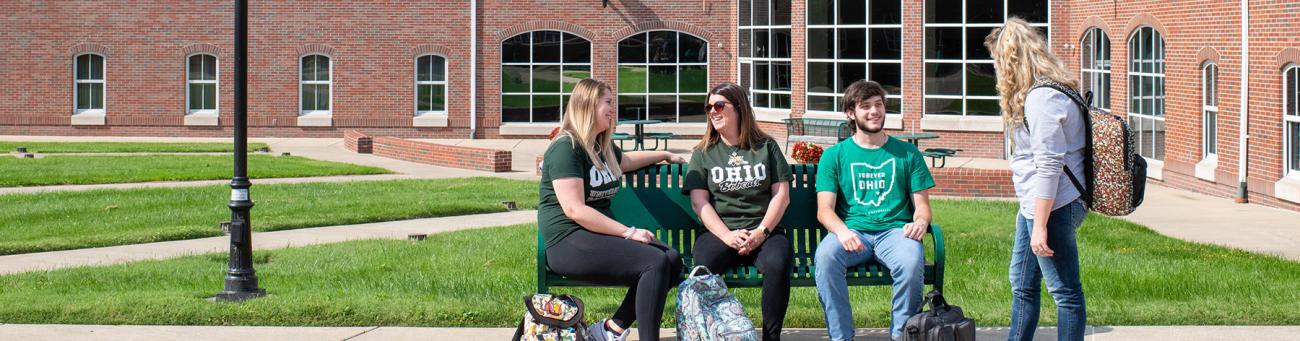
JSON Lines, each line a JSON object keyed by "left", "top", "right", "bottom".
{"left": 537, "top": 135, "right": 624, "bottom": 248}
{"left": 815, "top": 137, "right": 935, "bottom": 232}
{"left": 683, "top": 138, "right": 794, "bottom": 230}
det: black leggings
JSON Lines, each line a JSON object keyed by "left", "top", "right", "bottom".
{"left": 546, "top": 228, "right": 682, "bottom": 341}
{"left": 692, "top": 229, "right": 792, "bottom": 341}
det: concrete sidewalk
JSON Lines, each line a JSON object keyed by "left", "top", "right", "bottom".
{"left": 1, "top": 325, "right": 1296, "bottom": 341}
{"left": 0, "top": 210, "right": 536, "bottom": 275}
{"left": 1123, "top": 184, "right": 1300, "bottom": 261}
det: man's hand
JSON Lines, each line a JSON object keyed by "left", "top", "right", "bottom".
{"left": 902, "top": 221, "right": 927, "bottom": 241}
{"left": 837, "top": 231, "right": 864, "bottom": 252}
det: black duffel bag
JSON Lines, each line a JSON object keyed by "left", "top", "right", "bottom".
{"left": 902, "top": 290, "right": 976, "bottom": 341}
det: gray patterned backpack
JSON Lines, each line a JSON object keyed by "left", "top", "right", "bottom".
{"left": 675, "top": 266, "right": 759, "bottom": 341}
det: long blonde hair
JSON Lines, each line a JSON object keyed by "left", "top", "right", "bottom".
{"left": 985, "top": 17, "right": 1078, "bottom": 130}
{"left": 695, "top": 82, "right": 771, "bottom": 151}
{"left": 558, "top": 78, "right": 621, "bottom": 178}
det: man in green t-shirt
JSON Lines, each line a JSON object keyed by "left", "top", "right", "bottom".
{"left": 812, "top": 80, "right": 936, "bottom": 341}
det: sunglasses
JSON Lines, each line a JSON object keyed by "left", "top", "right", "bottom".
{"left": 705, "top": 101, "right": 730, "bottom": 112}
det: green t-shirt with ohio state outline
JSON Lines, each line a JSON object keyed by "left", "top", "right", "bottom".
{"left": 815, "top": 137, "right": 935, "bottom": 232}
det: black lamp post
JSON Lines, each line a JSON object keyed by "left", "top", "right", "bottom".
{"left": 216, "top": 0, "right": 265, "bottom": 302}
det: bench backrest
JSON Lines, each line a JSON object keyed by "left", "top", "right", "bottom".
{"left": 609, "top": 163, "right": 826, "bottom": 281}
{"left": 781, "top": 118, "right": 851, "bottom": 140}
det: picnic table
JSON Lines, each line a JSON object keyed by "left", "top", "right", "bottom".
{"left": 616, "top": 119, "right": 664, "bottom": 151}
{"left": 892, "top": 132, "right": 940, "bottom": 149}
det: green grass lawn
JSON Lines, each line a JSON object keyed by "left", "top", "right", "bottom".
{"left": 1, "top": 200, "right": 1296, "bottom": 327}
{"left": 0, "top": 141, "right": 271, "bottom": 154}
{"left": 0, "top": 154, "right": 389, "bottom": 187}
{"left": 0, "top": 178, "right": 539, "bottom": 255}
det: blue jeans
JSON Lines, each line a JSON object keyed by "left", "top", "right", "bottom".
{"left": 814, "top": 228, "right": 924, "bottom": 341}
{"left": 1009, "top": 199, "right": 1088, "bottom": 341}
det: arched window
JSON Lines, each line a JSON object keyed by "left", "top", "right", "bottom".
{"left": 300, "top": 54, "right": 332, "bottom": 115}
{"left": 1128, "top": 26, "right": 1165, "bottom": 161}
{"left": 74, "top": 53, "right": 105, "bottom": 113}
{"left": 500, "top": 31, "right": 591, "bottom": 123}
{"left": 1202, "top": 62, "right": 1218, "bottom": 159}
{"left": 617, "top": 31, "right": 709, "bottom": 123}
{"left": 187, "top": 54, "right": 218, "bottom": 115}
{"left": 416, "top": 55, "right": 447, "bottom": 115}
{"left": 806, "top": 0, "right": 902, "bottom": 114}
{"left": 1081, "top": 28, "right": 1111, "bottom": 112}
{"left": 740, "top": 0, "right": 792, "bottom": 109}
{"left": 1285, "top": 65, "right": 1300, "bottom": 177}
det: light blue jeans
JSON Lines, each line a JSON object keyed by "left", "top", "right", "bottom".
{"left": 1009, "top": 199, "right": 1088, "bottom": 341}
{"left": 814, "top": 228, "right": 924, "bottom": 340}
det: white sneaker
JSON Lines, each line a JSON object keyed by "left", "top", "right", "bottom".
{"left": 585, "top": 319, "right": 629, "bottom": 341}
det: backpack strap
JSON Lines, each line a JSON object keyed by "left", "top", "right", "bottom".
{"left": 1025, "top": 82, "right": 1093, "bottom": 206}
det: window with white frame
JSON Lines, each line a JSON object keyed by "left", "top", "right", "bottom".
{"left": 416, "top": 55, "right": 446, "bottom": 115}
{"left": 1285, "top": 65, "right": 1299, "bottom": 177}
{"left": 806, "top": 0, "right": 903, "bottom": 114}
{"left": 1128, "top": 26, "right": 1165, "bottom": 161}
{"left": 74, "top": 53, "right": 105, "bottom": 113}
{"left": 501, "top": 31, "right": 591, "bottom": 123}
{"left": 187, "top": 54, "right": 218, "bottom": 115}
{"left": 617, "top": 31, "right": 709, "bottom": 123}
{"left": 1080, "top": 27, "right": 1110, "bottom": 112}
{"left": 300, "top": 54, "right": 331, "bottom": 115}
{"left": 1202, "top": 62, "right": 1218, "bottom": 159}
{"left": 740, "top": 0, "right": 792, "bottom": 109}
{"left": 923, "top": 0, "right": 1049, "bottom": 116}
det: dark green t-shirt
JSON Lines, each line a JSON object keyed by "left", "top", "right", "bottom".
{"left": 538, "top": 135, "right": 624, "bottom": 248}
{"left": 683, "top": 138, "right": 794, "bottom": 230}
{"left": 815, "top": 137, "right": 935, "bottom": 231}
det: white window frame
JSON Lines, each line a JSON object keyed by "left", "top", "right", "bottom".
{"left": 617, "top": 30, "right": 709, "bottom": 123}
{"left": 921, "top": 0, "right": 1051, "bottom": 117}
{"left": 186, "top": 53, "right": 219, "bottom": 116}
{"left": 1285, "top": 65, "right": 1300, "bottom": 179}
{"left": 1202, "top": 62, "right": 1218, "bottom": 160}
{"left": 805, "top": 0, "right": 904, "bottom": 115}
{"left": 73, "top": 53, "right": 105, "bottom": 115}
{"left": 500, "top": 31, "right": 592, "bottom": 123}
{"left": 1127, "top": 26, "right": 1166, "bottom": 162}
{"left": 299, "top": 54, "right": 332, "bottom": 116}
{"left": 1080, "top": 27, "right": 1111, "bottom": 112}
{"left": 415, "top": 54, "right": 447, "bottom": 117}
{"left": 739, "top": 0, "right": 793, "bottom": 110}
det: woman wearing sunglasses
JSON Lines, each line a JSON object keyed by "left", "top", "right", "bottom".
{"left": 539, "top": 78, "right": 687, "bottom": 341}
{"left": 682, "top": 82, "right": 793, "bottom": 341}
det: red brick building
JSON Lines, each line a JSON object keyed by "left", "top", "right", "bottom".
{"left": 2, "top": 1, "right": 1298, "bottom": 210}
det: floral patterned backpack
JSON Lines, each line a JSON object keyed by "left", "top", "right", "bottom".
{"left": 676, "top": 266, "right": 759, "bottom": 341}
{"left": 511, "top": 294, "right": 587, "bottom": 341}
{"left": 1030, "top": 80, "right": 1147, "bottom": 216}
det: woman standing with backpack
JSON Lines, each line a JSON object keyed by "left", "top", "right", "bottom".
{"left": 538, "top": 78, "right": 686, "bottom": 341}
{"left": 985, "top": 18, "right": 1090, "bottom": 341}
{"left": 682, "top": 82, "right": 793, "bottom": 341}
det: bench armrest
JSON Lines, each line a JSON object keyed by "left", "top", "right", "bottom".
{"left": 537, "top": 230, "right": 549, "bottom": 294}
{"left": 927, "top": 223, "right": 946, "bottom": 293}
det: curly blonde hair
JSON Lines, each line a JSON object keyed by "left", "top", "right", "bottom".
{"left": 985, "top": 17, "right": 1078, "bottom": 131}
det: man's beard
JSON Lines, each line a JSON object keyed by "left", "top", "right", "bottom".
{"left": 854, "top": 115, "right": 884, "bottom": 134}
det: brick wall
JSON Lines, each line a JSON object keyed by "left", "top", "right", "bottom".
{"left": 371, "top": 136, "right": 511, "bottom": 173}
{"left": 1056, "top": 1, "right": 1300, "bottom": 209}
{"left": 343, "top": 130, "right": 372, "bottom": 153}
{"left": 930, "top": 168, "right": 1017, "bottom": 198}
